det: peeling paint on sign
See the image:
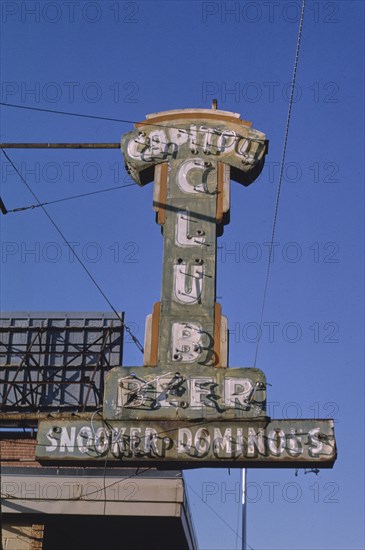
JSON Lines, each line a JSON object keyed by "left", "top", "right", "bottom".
{"left": 104, "top": 366, "right": 267, "bottom": 420}
{"left": 36, "top": 419, "right": 336, "bottom": 468}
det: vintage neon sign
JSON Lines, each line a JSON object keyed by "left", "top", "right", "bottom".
{"left": 36, "top": 106, "right": 336, "bottom": 467}
{"left": 121, "top": 108, "right": 267, "bottom": 372}
{"left": 36, "top": 419, "right": 335, "bottom": 467}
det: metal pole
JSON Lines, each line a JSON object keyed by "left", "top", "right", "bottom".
{"left": 242, "top": 468, "right": 247, "bottom": 550}
{"left": 0, "top": 143, "right": 120, "bottom": 149}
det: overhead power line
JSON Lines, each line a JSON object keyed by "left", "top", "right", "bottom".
{"left": 253, "top": 0, "right": 306, "bottom": 368}
{"left": 0, "top": 102, "right": 137, "bottom": 125}
{"left": 0, "top": 466, "right": 152, "bottom": 502}
{"left": 0, "top": 102, "right": 266, "bottom": 144}
{"left": 4, "top": 183, "right": 137, "bottom": 213}
{"left": 184, "top": 479, "right": 255, "bottom": 550}
{"left": 0, "top": 143, "right": 120, "bottom": 149}
{"left": 0, "top": 147, "right": 144, "bottom": 354}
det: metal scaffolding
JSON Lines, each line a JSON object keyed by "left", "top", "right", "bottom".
{"left": 0, "top": 312, "right": 124, "bottom": 412}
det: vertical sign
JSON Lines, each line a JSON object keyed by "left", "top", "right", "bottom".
{"left": 121, "top": 108, "right": 267, "bottom": 370}
{"left": 36, "top": 106, "right": 336, "bottom": 468}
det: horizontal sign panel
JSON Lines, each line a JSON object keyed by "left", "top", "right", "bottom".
{"left": 103, "top": 366, "right": 266, "bottom": 420}
{"left": 36, "top": 419, "right": 336, "bottom": 468}
{"left": 121, "top": 112, "right": 267, "bottom": 187}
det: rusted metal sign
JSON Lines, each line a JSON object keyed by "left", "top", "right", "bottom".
{"left": 103, "top": 366, "right": 266, "bottom": 420}
{"left": 36, "top": 419, "right": 336, "bottom": 468}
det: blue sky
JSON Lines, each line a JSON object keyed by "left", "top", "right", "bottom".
{"left": 0, "top": 1, "right": 364, "bottom": 549}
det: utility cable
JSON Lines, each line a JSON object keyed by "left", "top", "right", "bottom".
{"left": 0, "top": 467, "right": 152, "bottom": 502}
{"left": 0, "top": 101, "right": 266, "bottom": 144}
{"left": 0, "top": 148, "right": 144, "bottom": 354}
{"left": 4, "top": 183, "right": 137, "bottom": 214}
{"left": 235, "top": 471, "right": 241, "bottom": 549}
{"left": 184, "top": 480, "right": 255, "bottom": 550}
{"left": 0, "top": 102, "right": 137, "bottom": 125}
{"left": 253, "top": 0, "right": 306, "bottom": 368}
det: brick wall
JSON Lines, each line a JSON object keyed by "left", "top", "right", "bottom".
{"left": 1, "top": 521, "right": 44, "bottom": 550}
{"left": 1, "top": 439, "right": 43, "bottom": 547}
{"left": 30, "top": 524, "right": 44, "bottom": 549}
{"left": 0, "top": 438, "right": 40, "bottom": 467}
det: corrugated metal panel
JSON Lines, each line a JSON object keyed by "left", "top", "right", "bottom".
{"left": 0, "top": 312, "right": 124, "bottom": 411}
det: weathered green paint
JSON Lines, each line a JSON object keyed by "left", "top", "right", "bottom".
{"left": 103, "top": 366, "right": 266, "bottom": 420}
{"left": 121, "top": 109, "right": 268, "bottom": 371}
{"left": 158, "top": 158, "right": 218, "bottom": 368}
{"left": 36, "top": 418, "right": 336, "bottom": 468}
{"left": 120, "top": 113, "right": 267, "bottom": 187}
{"left": 113, "top": 107, "right": 337, "bottom": 470}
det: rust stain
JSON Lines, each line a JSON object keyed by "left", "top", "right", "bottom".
{"left": 157, "top": 163, "right": 168, "bottom": 225}
{"left": 145, "top": 302, "right": 160, "bottom": 366}
{"left": 214, "top": 303, "right": 223, "bottom": 368}
{"left": 217, "top": 162, "right": 224, "bottom": 225}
